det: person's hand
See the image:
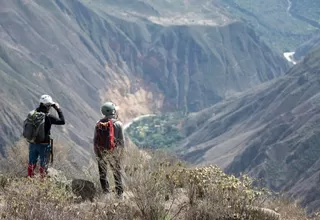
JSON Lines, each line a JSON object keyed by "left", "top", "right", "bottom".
{"left": 52, "top": 102, "right": 60, "bottom": 110}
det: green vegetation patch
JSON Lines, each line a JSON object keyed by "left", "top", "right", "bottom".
{"left": 126, "top": 113, "right": 186, "bottom": 150}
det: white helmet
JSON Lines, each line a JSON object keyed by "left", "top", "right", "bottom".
{"left": 39, "top": 94, "right": 54, "bottom": 106}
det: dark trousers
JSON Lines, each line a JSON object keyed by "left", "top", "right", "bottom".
{"left": 97, "top": 153, "right": 123, "bottom": 196}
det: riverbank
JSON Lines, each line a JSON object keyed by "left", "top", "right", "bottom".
{"left": 124, "top": 114, "right": 157, "bottom": 130}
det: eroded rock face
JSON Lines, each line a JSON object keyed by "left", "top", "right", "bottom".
{"left": 140, "top": 21, "right": 288, "bottom": 113}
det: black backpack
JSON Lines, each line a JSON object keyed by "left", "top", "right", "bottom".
{"left": 23, "top": 110, "right": 47, "bottom": 143}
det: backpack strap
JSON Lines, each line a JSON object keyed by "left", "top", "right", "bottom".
{"left": 108, "top": 120, "right": 115, "bottom": 151}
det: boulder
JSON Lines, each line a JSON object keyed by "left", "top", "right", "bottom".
{"left": 71, "top": 179, "right": 96, "bottom": 202}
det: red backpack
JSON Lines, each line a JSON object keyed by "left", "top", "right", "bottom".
{"left": 94, "top": 119, "right": 116, "bottom": 152}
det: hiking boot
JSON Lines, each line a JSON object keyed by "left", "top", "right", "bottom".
{"left": 27, "top": 164, "right": 36, "bottom": 178}
{"left": 39, "top": 166, "right": 46, "bottom": 179}
{"left": 116, "top": 193, "right": 124, "bottom": 200}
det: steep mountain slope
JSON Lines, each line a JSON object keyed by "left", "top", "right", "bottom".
{"left": 290, "top": 0, "right": 320, "bottom": 29}
{"left": 0, "top": 0, "right": 288, "bottom": 156}
{"left": 180, "top": 48, "right": 320, "bottom": 212}
{"left": 294, "top": 34, "right": 320, "bottom": 61}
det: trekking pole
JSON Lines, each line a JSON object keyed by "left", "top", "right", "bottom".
{"left": 50, "top": 138, "right": 54, "bottom": 164}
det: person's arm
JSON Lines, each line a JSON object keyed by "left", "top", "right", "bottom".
{"left": 116, "top": 121, "right": 125, "bottom": 148}
{"left": 49, "top": 103, "right": 65, "bottom": 125}
{"left": 93, "top": 124, "right": 100, "bottom": 156}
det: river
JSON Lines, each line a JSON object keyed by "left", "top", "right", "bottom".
{"left": 283, "top": 52, "right": 297, "bottom": 65}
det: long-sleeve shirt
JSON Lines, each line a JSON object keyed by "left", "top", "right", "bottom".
{"left": 36, "top": 106, "right": 65, "bottom": 143}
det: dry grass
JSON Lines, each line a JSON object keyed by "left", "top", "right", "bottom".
{"left": 0, "top": 139, "right": 29, "bottom": 177}
{"left": 267, "top": 198, "right": 315, "bottom": 220}
{"left": 0, "top": 141, "right": 315, "bottom": 220}
{"left": 0, "top": 139, "right": 84, "bottom": 178}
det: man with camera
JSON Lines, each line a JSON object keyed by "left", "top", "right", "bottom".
{"left": 23, "top": 94, "right": 65, "bottom": 178}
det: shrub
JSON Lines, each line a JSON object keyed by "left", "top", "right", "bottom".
{"left": 0, "top": 143, "right": 311, "bottom": 220}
